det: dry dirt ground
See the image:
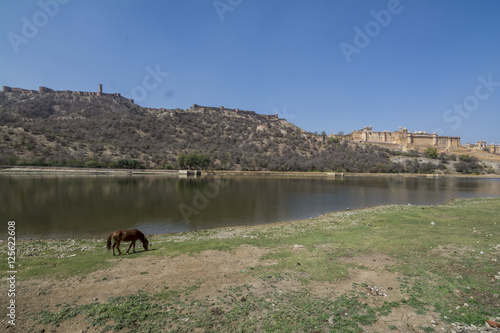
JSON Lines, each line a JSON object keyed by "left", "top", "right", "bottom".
{"left": 10, "top": 245, "right": 451, "bottom": 333}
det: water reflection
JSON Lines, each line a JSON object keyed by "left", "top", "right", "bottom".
{"left": 0, "top": 175, "right": 499, "bottom": 239}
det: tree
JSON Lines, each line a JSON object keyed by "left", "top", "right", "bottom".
{"left": 177, "top": 153, "right": 186, "bottom": 169}
{"left": 178, "top": 151, "right": 211, "bottom": 170}
{"left": 196, "top": 153, "right": 210, "bottom": 169}
{"left": 184, "top": 152, "right": 198, "bottom": 169}
{"left": 109, "top": 159, "right": 145, "bottom": 169}
{"left": 458, "top": 154, "right": 474, "bottom": 162}
{"left": 7, "top": 155, "right": 19, "bottom": 165}
{"left": 425, "top": 147, "right": 438, "bottom": 159}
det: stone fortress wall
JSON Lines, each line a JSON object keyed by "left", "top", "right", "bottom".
{"left": 2, "top": 84, "right": 123, "bottom": 98}
{"left": 1, "top": 85, "right": 280, "bottom": 121}
{"left": 191, "top": 104, "right": 279, "bottom": 121}
{"left": 339, "top": 126, "right": 499, "bottom": 155}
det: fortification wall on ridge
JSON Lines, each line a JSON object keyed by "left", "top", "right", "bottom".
{"left": 2, "top": 85, "right": 124, "bottom": 98}
{"left": 2, "top": 85, "right": 136, "bottom": 105}
{"left": 191, "top": 104, "right": 278, "bottom": 120}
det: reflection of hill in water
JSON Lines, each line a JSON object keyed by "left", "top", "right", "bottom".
{"left": 1, "top": 176, "right": 499, "bottom": 239}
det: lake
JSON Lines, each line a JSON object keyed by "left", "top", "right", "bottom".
{"left": 1, "top": 174, "right": 499, "bottom": 239}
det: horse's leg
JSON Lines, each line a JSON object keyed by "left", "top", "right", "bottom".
{"left": 126, "top": 241, "right": 135, "bottom": 254}
{"left": 112, "top": 242, "right": 116, "bottom": 256}
{"left": 116, "top": 240, "right": 123, "bottom": 255}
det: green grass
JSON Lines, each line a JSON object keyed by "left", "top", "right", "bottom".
{"left": 7, "top": 239, "right": 112, "bottom": 279}
{"left": 3, "top": 197, "right": 500, "bottom": 331}
{"left": 259, "top": 246, "right": 351, "bottom": 283}
{"left": 35, "top": 287, "right": 400, "bottom": 333}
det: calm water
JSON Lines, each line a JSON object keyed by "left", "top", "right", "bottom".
{"left": 1, "top": 175, "right": 499, "bottom": 239}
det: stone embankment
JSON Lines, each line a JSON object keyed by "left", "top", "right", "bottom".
{"left": 0, "top": 166, "right": 178, "bottom": 176}
{"left": 2, "top": 166, "right": 500, "bottom": 178}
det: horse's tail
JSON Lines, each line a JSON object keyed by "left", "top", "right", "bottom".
{"left": 106, "top": 233, "right": 113, "bottom": 251}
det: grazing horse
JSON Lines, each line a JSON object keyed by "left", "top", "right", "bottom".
{"left": 107, "top": 229, "right": 149, "bottom": 256}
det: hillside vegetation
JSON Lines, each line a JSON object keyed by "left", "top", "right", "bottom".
{"left": 0, "top": 88, "right": 495, "bottom": 174}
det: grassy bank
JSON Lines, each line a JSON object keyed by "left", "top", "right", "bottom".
{"left": 4, "top": 197, "right": 500, "bottom": 332}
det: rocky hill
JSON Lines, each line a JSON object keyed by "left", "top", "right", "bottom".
{"left": 0, "top": 86, "right": 495, "bottom": 174}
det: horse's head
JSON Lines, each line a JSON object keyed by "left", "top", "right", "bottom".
{"left": 143, "top": 238, "right": 149, "bottom": 251}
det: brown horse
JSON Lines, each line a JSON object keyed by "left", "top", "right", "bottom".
{"left": 106, "top": 229, "right": 149, "bottom": 256}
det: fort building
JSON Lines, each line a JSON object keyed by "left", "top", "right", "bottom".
{"left": 338, "top": 126, "right": 499, "bottom": 155}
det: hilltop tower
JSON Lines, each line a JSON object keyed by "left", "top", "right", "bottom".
{"left": 98, "top": 84, "right": 102, "bottom": 96}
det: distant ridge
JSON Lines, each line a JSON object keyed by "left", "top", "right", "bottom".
{"left": 0, "top": 85, "right": 498, "bottom": 174}
{"left": 1, "top": 84, "right": 283, "bottom": 123}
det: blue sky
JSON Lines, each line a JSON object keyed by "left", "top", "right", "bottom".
{"left": 1, "top": 0, "right": 499, "bottom": 144}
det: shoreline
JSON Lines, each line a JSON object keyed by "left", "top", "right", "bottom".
{"left": 6, "top": 197, "right": 500, "bottom": 332}
{"left": 10, "top": 197, "right": 499, "bottom": 243}
{"left": 1, "top": 165, "right": 500, "bottom": 178}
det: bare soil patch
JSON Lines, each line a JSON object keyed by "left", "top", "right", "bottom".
{"left": 12, "top": 247, "right": 449, "bottom": 332}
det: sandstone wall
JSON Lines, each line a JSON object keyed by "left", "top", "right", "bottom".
{"left": 343, "top": 126, "right": 496, "bottom": 154}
